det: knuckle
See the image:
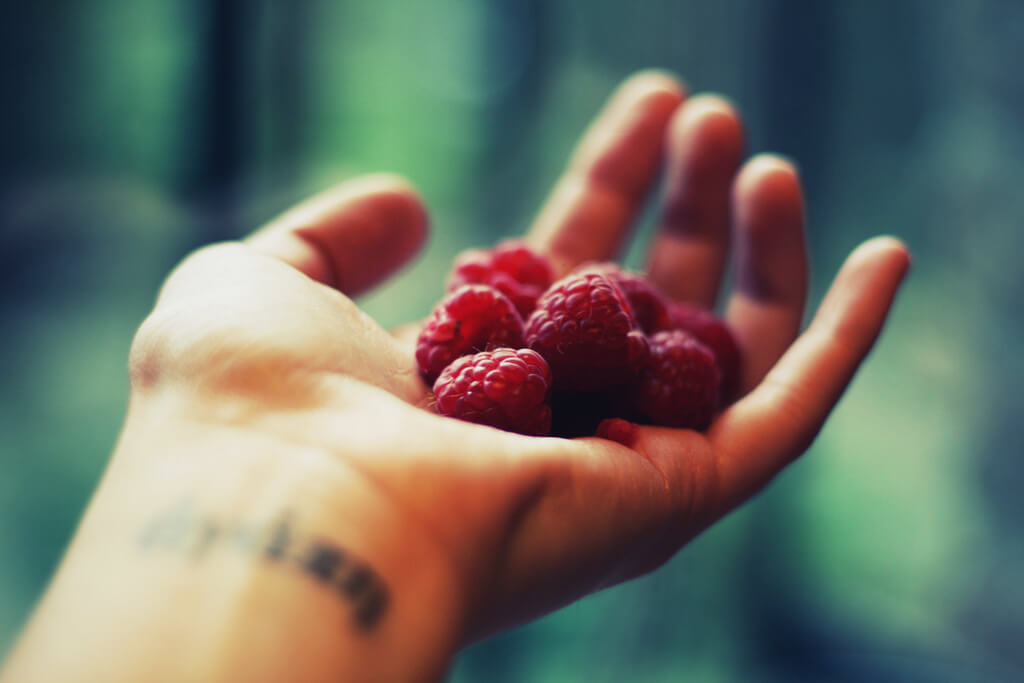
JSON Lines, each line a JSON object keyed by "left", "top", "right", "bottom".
{"left": 128, "top": 308, "right": 180, "bottom": 391}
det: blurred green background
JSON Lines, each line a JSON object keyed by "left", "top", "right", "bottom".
{"left": 1, "top": 0, "right": 1022, "bottom": 680}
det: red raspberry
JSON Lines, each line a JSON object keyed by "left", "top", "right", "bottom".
{"left": 416, "top": 285, "right": 525, "bottom": 383}
{"left": 658, "top": 302, "right": 741, "bottom": 404}
{"left": 577, "top": 263, "right": 670, "bottom": 334}
{"left": 633, "top": 330, "right": 719, "bottom": 430}
{"left": 433, "top": 348, "right": 552, "bottom": 436}
{"left": 596, "top": 418, "right": 639, "bottom": 447}
{"left": 448, "top": 240, "right": 555, "bottom": 317}
{"left": 524, "top": 271, "right": 649, "bottom": 391}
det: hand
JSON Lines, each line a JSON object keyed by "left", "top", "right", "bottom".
{"left": 4, "top": 71, "right": 909, "bottom": 683}
{"left": 135, "top": 70, "right": 909, "bottom": 636}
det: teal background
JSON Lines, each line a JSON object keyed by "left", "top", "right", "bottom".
{"left": 2, "top": 1, "right": 1022, "bottom": 680}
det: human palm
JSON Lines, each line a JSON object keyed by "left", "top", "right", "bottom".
{"left": 129, "top": 72, "right": 909, "bottom": 644}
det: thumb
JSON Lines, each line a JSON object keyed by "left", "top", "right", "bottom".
{"left": 246, "top": 174, "right": 430, "bottom": 296}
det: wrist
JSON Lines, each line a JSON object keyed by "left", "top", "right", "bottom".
{"left": 8, "top": 398, "right": 467, "bottom": 683}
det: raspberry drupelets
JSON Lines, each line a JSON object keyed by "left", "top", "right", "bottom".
{"left": 632, "top": 329, "right": 719, "bottom": 430}
{"left": 433, "top": 348, "right": 553, "bottom": 436}
{"left": 524, "top": 271, "right": 649, "bottom": 392}
{"left": 421, "top": 240, "right": 740, "bottom": 436}
{"left": 578, "top": 263, "right": 670, "bottom": 334}
{"left": 416, "top": 285, "right": 525, "bottom": 384}
{"left": 448, "top": 240, "right": 555, "bottom": 317}
{"left": 658, "top": 302, "right": 741, "bottom": 404}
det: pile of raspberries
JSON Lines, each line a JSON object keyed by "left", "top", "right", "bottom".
{"left": 416, "top": 240, "right": 740, "bottom": 437}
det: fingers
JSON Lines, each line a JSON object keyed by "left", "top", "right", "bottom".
{"left": 526, "top": 71, "right": 684, "bottom": 275}
{"left": 709, "top": 237, "right": 911, "bottom": 509}
{"left": 478, "top": 238, "right": 907, "bottom": 623}
{"left": 647, "top": 95, "right": 745, "bottom": 306}
{"left": 724, "top": 155, "right": 809, "bottom": 394}
{"left": 246, "top": 174, "right": 429, "bottom": 296}
{"left": 469, "top": 230, "right": 905, "bottom": 628}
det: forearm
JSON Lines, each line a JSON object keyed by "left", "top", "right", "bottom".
{"left": 2, "top": 400, "right": 465, "bottom": 683}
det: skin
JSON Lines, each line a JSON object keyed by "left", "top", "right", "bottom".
{"left": 1, "top": 71, "right": 910, "bottom": 683}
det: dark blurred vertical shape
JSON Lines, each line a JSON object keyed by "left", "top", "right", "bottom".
{"left": 267, "top": 0, "right": 309, "bottom": 183}
{"left": 756, "top": 0, "right": 837, "bottom": 199}
{"left": 474, "top": 0, "right": 550, "bottom": 240}
{"left": 188, "top": 0, "right": 310, "bottom": 235}
{"left": 479, "top": 0, "right": 549, "bottom": 152}
{"left": 0, "top": 2, "right": 27, "bottom": 188}
{"left": 189, "top": 0, "right": 265, "bottom": 240}
{"left": 0, "top": 1, "right": 70, "bottom": 189}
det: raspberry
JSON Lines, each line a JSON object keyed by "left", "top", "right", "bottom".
{"left": 596, "top": 418, "right": 638, "bottom": 447}
{"left": 632, "top": 330, "right": 719, "bottom": 430}
{"left": 433, "top": 348, "right": 552, "bottom": 435}
{"left": 658, "top": 302, "right": 741, "bottom": 404}
{"left": 524, "top": 271, "right": 649, "bottom": 391}
{"left": 577, "top": 263, "right": 669, "bottom": 334}
{"left": 416, "top": 285, "right": 525, "bottom": 383}
{"left": 448, "top": 240, "right": 555, "bottom": 317}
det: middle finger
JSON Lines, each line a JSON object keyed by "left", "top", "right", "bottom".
{"left": 647, "top": 94, "right": 744, "bottom": 307}
{"left": 526, "top": 71, "right": 684, "bottom": 276}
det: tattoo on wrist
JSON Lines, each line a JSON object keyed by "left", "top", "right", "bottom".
{"left": 138, "top": 498, "right": 389, "bottom": 631}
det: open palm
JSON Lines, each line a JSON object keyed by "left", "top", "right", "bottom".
{"left": 130, "top": 71, "right": 909, "bottom": 645}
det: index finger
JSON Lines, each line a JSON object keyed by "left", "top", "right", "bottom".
{"left": 526, "top": 72, "right": 684, "bottom": 275}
